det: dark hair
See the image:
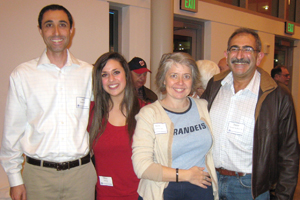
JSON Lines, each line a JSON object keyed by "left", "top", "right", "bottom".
{"left": 227, "top": 28, "right": 262, "bottom": 52}
{"left": 271, "top": 65, "right": 286, "bottom": 78}
{"left": 155, "top": 52, "right": 201, "bottom": 94}
{"left": 38, "top": 4, "right": 73, "bottom": 29}
{"left": 89, "top": 52, "right": 141, "bottom": 149}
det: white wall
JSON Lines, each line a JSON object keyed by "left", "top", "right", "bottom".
{"left": 292, "top": 40, "right": 300, "bottom": 138}
{"left": 121, "top": 4, "right": 151, "bottom": 86}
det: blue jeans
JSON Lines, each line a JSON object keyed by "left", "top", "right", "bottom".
{"left": 217, "top": 171, "right": 270, "bottom": 200}
{"left": 138, "top": 182, "right": 213, "bottom": 200}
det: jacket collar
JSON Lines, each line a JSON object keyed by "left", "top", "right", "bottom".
{"left": 256, "top": 67, "right": 277, "bottom": 92}
{"left": 211, "top": 67, "right": 278, "bottom": 121}
{"left": 213, "top": 67, "right": 277, "bottom": 92}
{"left": 255, "top": 67, "right": 277, "bottom": 121}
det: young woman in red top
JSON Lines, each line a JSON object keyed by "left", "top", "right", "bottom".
{"left": 88, "top": 52, "right": 146, "bottom": 200}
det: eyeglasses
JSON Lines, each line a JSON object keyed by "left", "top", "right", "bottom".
{"left": 227, "top": 46, "right": 258, "bottom": 54}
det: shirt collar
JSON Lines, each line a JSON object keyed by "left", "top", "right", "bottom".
{"left": 221, "top": 70, "right": 260, "bottom": 95}
{"left": 37, "top": 49, "right": 81, "bottom": 68}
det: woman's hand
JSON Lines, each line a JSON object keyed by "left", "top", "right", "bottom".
{"left": 185, "top": 166, "right": 212, "bottom": 188}
{"left": 160, "top": 166, "right": 212, "bottom": 188}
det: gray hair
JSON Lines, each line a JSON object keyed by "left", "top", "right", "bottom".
{"left": 227, "top": 28, "right": 262, "bottom": 51}
{"left": 155, "top": 52, "right": 200, "bottom": 94}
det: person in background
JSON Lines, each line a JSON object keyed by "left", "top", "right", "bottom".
{"left": 271, "top": 65, "right": 290, "bottom": 86}
{"left": 191, "top": 60, "right": 220, "bottom": 98}
{"left": 217, "top": 57, "right": 229, "bottom": 73}
{"left": 202, "top": 28, "right": 299, "bottom": 199}
{"left": 132, "top": 52, "right": 218, "bottom": 200}
{"left": 88, "top": 52, "right": 146, "bottom": 200}
{"left": 0, "top": 4, "right": 96, "bottom": 200}
{"left": 128, "top": 57, "right": 158, "bottom": 103}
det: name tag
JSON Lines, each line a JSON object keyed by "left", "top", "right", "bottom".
{"left": 227, "top": 122, "right": 244, "bottom": 135}
{"left": 76, "top": 97, "right": 90, "bottom": 109}
{"left": 99, "top": 176, "right": 113, "bottom": 186}
{"left": 154, "top": 123, "right": 167, "bottom": 134}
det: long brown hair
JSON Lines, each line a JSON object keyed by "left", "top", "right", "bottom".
{"left": 89, "top": 52, "right": 141, "bottom": 150}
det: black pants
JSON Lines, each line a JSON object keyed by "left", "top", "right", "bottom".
{"left": 138, "top": 182, "right": 213, "bottom": 200}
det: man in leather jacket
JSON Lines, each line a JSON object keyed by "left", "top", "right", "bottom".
{"left": 201, "top": 28, "right": 299, "bottom": 200}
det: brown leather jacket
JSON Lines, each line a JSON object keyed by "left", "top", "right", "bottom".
{"left": 139, "top": 86, "right": 158, "bottom": 103}
{"left": 201, "top": 67, "right": 299, "bottom": 199}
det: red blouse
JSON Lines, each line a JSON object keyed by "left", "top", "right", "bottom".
{"left": 88, "top": 100, "right": 147, "bottom": 200}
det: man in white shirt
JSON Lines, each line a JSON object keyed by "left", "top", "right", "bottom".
{"left": 0, "top": 4, "right": 97, "bottom": 200}
{"left": 202, "top": 28, "right": 298, "bottom": 199}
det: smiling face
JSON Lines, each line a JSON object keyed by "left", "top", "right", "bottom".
{"left": 225, "top": 33, "right": 264, "bottom": 80}
{"left": 101, "top": 59, "right": 126, "bottom": 100}
{"left": 39, "top": 10, "right": 73, "bottom": 56}
{"left": 164, "top": 63, "right": 192, "bottom": 103}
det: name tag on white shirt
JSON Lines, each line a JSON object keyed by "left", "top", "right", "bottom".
{"left": 154, "top": 123, "right": 167, "bottom": 134}
{"left": 227, "top": 122, "right": 244, "bottom": 135}
{"left": 99, "top": 176, "right": 113, "bottom": 186}
{"left": 76, "top": 97, "right": 90, "bottom": 109}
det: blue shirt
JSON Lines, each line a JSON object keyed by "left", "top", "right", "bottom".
{"left": 164, "top": 98, "right": 212, "bottom": 170}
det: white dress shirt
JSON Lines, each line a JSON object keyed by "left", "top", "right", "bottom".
{"left": 210, "top": 70, "right": 260, "bottom": 173}
{"left": 0, "top": 50, "right": 93, "bottom": 187}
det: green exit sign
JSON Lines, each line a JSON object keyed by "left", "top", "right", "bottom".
{"left": 180, "top": 0, "right": 198, "bottom": 13}
{"left": 285, "top": 22, "right": 294, "bottom": 35}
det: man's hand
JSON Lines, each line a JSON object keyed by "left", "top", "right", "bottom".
{"left": 10, "top": 184, "right": 26, "bottom": 200}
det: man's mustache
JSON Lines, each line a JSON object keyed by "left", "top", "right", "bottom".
{"left": 231, "top": 58, "right": 250, "bottom": 64}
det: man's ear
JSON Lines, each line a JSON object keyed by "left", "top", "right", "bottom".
{"left": 70, "top": 27, "right": 74, "bottom": 35}
{"left": 224, "top": 51, "right": 229, "bottom": 65}
{"left": 274, "top": 74, "right": 280, "bottom": 81}
{"left": 38, "top": 25, "right": 42, "bottom": 36}
{"left": 256, "top": 52, "right": 265, "bottom": 66}
{"left": 224, "top": 50, "right": 228, "bottom": 58}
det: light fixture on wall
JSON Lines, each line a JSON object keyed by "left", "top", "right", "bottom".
{"left": 264, "top": 44, "right": 270, "bottom": 54}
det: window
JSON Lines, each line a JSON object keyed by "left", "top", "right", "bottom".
{"left": 173, "top": 18, "right": 204, "bottom": 60}
{"left": 210, "top": 0, "right": 299, "bottom": 22}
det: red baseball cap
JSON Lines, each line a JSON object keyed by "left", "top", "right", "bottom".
{"left": 128, "top": 57, "right": 151, "bottom": 74}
